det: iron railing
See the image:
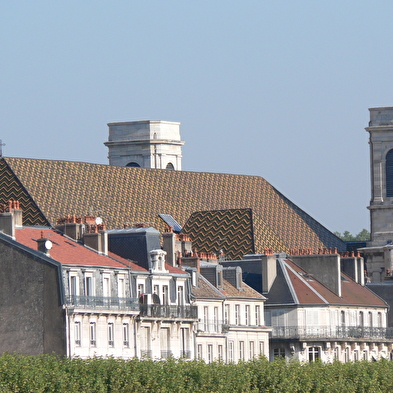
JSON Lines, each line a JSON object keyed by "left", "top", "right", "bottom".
{"left": 139, "top": 304, "right": 198, "bottom": 319}
{"left": 197, "top": 320, "right": 226, "bottom": 333}
{"left": 66, "top": 295, "right": 139, "bottom": 311}
{"left": 271, "top": 325, "right": 393, "bottom": 340}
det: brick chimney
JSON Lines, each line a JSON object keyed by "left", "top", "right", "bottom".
{"left": 55, "top": 215, "right": 84, "bottom": 240}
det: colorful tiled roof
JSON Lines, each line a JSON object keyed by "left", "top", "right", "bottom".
{"left": 0, "top": 157, "right": 346, "bottom": 256}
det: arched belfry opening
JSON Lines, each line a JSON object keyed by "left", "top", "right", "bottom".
{"left": 126, "top": 162, "right": 141, "bottom": 168}
{"left": 386, "top": 149, "right": 393, "bottom": 197}
{"left": 104, "top": 120, "right": 184, "bottom": 170}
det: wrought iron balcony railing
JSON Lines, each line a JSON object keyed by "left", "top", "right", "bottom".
{"left": 271, "top": 325, "right": 393, "bottom": 340}
{"left": 139, "top": 304, "right": 198, "bottom": 319}
{"left": 66, "top": 295, "right": 139, "bottom": 311}
{"left": 197, "top": 320, "right": 226, "bottom": 334}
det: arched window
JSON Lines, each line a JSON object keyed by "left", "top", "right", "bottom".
{"left": 166, "top": 163, "right": 175, "bottom": 170}
{"left": 126, "top": 162, "right": 141, "bottom": 168}
{"left": 386, "top": 149, "right": 393, "bottom": 196}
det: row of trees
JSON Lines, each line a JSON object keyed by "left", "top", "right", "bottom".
{"left": 333, "top": 229, "right": 370, "bottom": 242}
{"left": 0, "top": 354, "right": 393, "bottom": 392}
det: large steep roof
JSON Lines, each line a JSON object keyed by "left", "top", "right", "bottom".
{"left": 0, "top": 157, "right": 346, "bottom": 257}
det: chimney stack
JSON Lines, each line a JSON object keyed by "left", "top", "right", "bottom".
{"left": 0, "top": 200, "right": 23, "bottom": 238}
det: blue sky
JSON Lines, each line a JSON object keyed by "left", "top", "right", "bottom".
{"left": 2, "top": 1, "right": 393, "bottom": 234}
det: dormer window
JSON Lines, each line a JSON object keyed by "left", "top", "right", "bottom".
{"left": 237, "top": 272, "right": 242, "bottom": 289}
{"left": 217, "top": 271, "right": 223, "bottom": 287}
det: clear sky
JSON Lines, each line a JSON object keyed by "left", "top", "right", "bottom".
{"left": 1, "top": 1, "right": 393, "bottom": 235}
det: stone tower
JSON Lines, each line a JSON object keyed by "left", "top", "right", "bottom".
{"left": 362, "top": 107, "right": 393, "bottom": 282}
{"left": 104, "top": 120, "right": 184, "bottom": 170}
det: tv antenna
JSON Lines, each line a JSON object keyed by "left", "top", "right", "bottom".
{"left": 0, "top": 140, "right": 5, "bottom": 157}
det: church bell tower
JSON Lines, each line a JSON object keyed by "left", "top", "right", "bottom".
{"left": 104, "top": 120, "right": 184, "bottom": 170}
{"left": 363, "top": 107, "right": 393, "bottom": 281}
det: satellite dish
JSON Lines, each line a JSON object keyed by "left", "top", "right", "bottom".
{"left": 45, "top": 240, "right": 53, "bottom": 250}
{"left": 95, "top": 217, "right": 103, "bottom": 225}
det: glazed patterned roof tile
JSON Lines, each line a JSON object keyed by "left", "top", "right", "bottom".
{"left": 0, "top": 157, "right": 346, "bottom": 255}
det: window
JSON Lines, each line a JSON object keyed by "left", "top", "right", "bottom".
{"left": 363, "top": 350, "right": 368, "bottom": 361}
{"left": 334, "top": 347, "right": 339, "bottom": 360}
{"left": 108, "top": 323, "right": 114, "bottom": 347}
{"left": 359, "top": 311, "right": 364, "bottom": 327}
{"left": 85, "top": 275, "right": 94, "bottom": 296}
{"left": 340, "top": 311, "right": 345, "bottom": 327}
{"left": 218, "top": 345, "right": 223, "bottom": 361}
{"left": 207, "top": 344, "right": 213, "bottom": 363}
{"left": 162, "top": 285, "right": 169, "bottom": 305}
{"left": 369, "top": 311, "right": 373, "bottom": 328}
{"left": 229, "top": 341, "right": 234, "bottom": 362}
{"left": 386, "top": 149, "right": 393, "bottom": 197}
{"left": 123, "top": 323, "right": 129, "bottom": 347}
{"left": 217, "top": 271, "right": 222, "bottom": 287}
{"left": 74, "top": 321, "right": 81, "bottom": 346}
{"left": 118, "top": 277, "right": 125, "bottom": 298}
{"left": 308, "top": 347, "right": 320, "bottom": 362}
{"left": 255, "top": 305, "right": 260, "bottom": 326}
{"left": 177, "top": 286, "right": 184, "bottom": 306}
{"left": 235, "top": 305, "right": 240, "bottom": 325}
{"left": 153, "top": 285, "right": 159, "bottom": 296}
{"left": 354, "top": 350, "right": 359, "bottom": 362}
{"left": 197, "top": 344, "right": 203, "bottom": 359}
{"left": 103, "top": 276, "right": 110, "bottom": 297}
{"left": 378, "top": 312, "right": 382, "bottom": 327}
{"left": 213, "top": 307, "right": 218, "bottom": 332}
{"left": 203, "top": 307, "right": 208, "bottom": 331}
{"left": 90, "top": 322, "right": 96, "bottom": 346}
{"left": 224, "top": 304, "right": 230, "bottom": 324}
{"left": 259, "top": 341, "right": 265, "bottom": 356}
{"left": 245, "top": 305, "right": 250, "bottom": 325}
{"left": 239, "top": 341, "right": 245, "bottom": 361}
{"left": 70, "top": 274, "right": 78, "bottom": 296}
{"left": 137, "top": 284, "right": 144, "bottom": 298}
{"left": 249, "top": 341, "right": 255, "bottom": 359}
{"left": 344, "top": 347, "right": 349, "bottom": 362}
{"left": 273, "top": 348, "right": 285, "bottom": 358}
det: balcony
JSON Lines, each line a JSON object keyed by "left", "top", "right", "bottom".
{"left": 271, "top": 325, "right": 393, "bottom": 341}
{"left": 197, "top": 320, "right": 226, "bottom": 334}
{"left": 66, "top": 295, "right": 139, "bottom": 311}
{"left": 139, "top": 304, "right": 198, "bottom": 319}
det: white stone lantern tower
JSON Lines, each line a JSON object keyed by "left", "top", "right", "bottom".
{"left": 104, "top": 120, "right": 184, "bottom": 170}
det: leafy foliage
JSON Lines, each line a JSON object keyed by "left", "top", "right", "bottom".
{"left": 1, "top": 354, "right": 393, "bottom": 392}
{"left": 334, "top": 229, "right": 370, "bottom": 242}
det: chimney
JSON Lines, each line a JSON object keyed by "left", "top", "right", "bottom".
{"left": 55, "top": 215, "right": 84, "bottom": 240}
{"left": 0, "top": 200, "right": 23, "bottom": 238}
{"left": 36, "top": 232, "right": 52, "bottom": 256}
{"left": 83, "top": 221, "right": 108, "bottom": 255}
{"left": 162, "top": 228, "right": 177, "bottom": 266}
